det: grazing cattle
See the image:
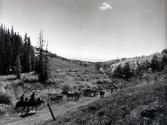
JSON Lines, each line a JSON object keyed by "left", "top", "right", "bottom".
{"left": 50, "top": 95, "right": 63, "bottom": 103}
{"left": 73, "top": 91, "right": 82, "bottom": 100}
{"left": 66, "top": 92, "right": 74, "bottom": 99}
{"left": 61, "top": 91, "right": 81, "bottom": 101}
{"left": 61, "top": 91, "right": 69, "bottom": 96}
{"left": 61, "top": 91, "right": 73, "bottom": 100}
{"left": 83, "top": 89, "right": 98, "bottom": 97}
{"left": 100, "top": 91, "right": 105, "bottom": 98}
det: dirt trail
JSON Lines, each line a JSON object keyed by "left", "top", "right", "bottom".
{"left": 0, "top": 93, "right": 109, "bottom": 125}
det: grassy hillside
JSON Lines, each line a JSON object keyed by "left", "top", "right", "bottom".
{"left": 48, "top": 57, "right": 110, "bottom": 90}
{"left": 0, "top": 49, "right": 167, "bottom": 125}
{"left": 43, "top": 71, "right": 167, "bottom": 125}
{"left": 0, "top": 56, "right": 109, "bottom": 117}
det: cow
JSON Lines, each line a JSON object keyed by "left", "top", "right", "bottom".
{"left": 99, "top": 91, "right": 105, "bottom": 98}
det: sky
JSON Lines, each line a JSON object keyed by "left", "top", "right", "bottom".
{"left": 0, "top": 0, "right": 167, "bottom": 62}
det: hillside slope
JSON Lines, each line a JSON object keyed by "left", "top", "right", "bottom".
{"left": 0, "top": 56, "right": 109, "bottom": 118}
{"left": 43, "top": 71, "right": 167, "bottom": 125}
{"left": 0, "top": 51, "right": 167, "bottom": 125}
{"left": 48, "top": 57, "right": 110, "bottom": 90}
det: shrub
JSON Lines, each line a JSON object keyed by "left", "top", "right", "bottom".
{"left": 161, "top": 52, "right": 167, "bottom": 69}
{"left": 150, "top": 54, "right": 161, "bottom": 72}
{"left": 0, "top": 106, "right": 6, "bottom": 116}
{"left": 88, "top": 105, "right": 98, "bottom": 111}
{"left": 161, "top": 49, "right": 167, "bottom": 55}
{"left": 113, "top": 64, "right": 122, "bottom": 77}
{"left": 0, "top": 93, "right": 11, "bottom": 104}
{"left": 113, "top": 62, "right": 133, "bottom": 79}
{"left": 95, "top": 62, "right": 102, "bottom": 73}
{"left": 121, "top": 62, "right": 132, "bottom": 78}
{"left": 164, "top": 65, "right": 167, "bottom": 73}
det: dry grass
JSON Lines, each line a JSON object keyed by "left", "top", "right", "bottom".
{"left": 43, "top": 72, "right": 167, "bottom": 125}
{"left": 0, "top": 57, "right": 106, "bottom": 118}
{"left": 48, "top": 57, "right": 109, "bottom": 91}
{"left": 1, "top": 56, "right": 166, "bottom": 125}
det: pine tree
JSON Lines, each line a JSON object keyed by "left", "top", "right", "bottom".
{"left": 14, "top": 34, "right": 22, "bottom": 79}
{"left": 35, "top": 30, "right": 49, "bottom": 83}
{"left": 0, "top": 25, "right": 35, "bottom": 75}
{"left": 21, "top": 33, "right": 35, "bottom": 73}
{"left": 15, "top": 54, "right": 21, "bottom": 79}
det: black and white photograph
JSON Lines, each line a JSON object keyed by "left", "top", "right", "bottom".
{"left": 0, "top": 0, "right": 167, "bottom": 125}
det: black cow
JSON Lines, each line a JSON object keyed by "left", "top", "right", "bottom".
{"left": 100, "top": 91, "right": 105, "bottom": 98}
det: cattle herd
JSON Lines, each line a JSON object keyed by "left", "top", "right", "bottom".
{"left": 15, "top": 88, "right": 106, "bottom": 114}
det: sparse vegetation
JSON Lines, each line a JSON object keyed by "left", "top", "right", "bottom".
{"left": 0, "top": 25, "right": 167, "bottom": 125}
{"left": 43, "top": 71, "right": 167, "bottom": 125}
{"left": 0, "top": 94, "right": 11, "bottom": 104}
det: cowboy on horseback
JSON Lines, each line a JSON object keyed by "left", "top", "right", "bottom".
{"left": 20, "top": 94, "right": 25, "bottom": 103}
{"left": 30, "top": 92, "right": 35, "bottom": 102}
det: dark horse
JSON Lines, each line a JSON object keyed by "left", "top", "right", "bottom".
{"left": 100, "top": 91, "right": 105, "bottom": 98}
{"left": 15, "top": 98, "right": 44, "bottom": 113}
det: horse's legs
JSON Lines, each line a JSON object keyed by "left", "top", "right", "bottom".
{"left": 31, "top": 105, "right": 35, "bottom": 111}
{"left": 35, "top": 105, "right": 37, "bottom": 111}
{"left": 21, "top": 106, "right": 26, "bottom": 114}
{"left": 31, "top": 105, "right": 33, "bottom": 110}
{"left": 15, "top": 103, "right": 21, "bottom": 112}
{"left": 26, "top": 106, "right": 29, "bottom": 114}
{"left": 15, "top": 104, "right": 18, "bottom": 110}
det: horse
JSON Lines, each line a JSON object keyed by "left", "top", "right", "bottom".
{"left": 22, "top": 97, "right": 44, "bottom": 113}
{"left": 36, "top": 98, "right": 45, "bottom": 106}
{"left": 15, "top": 100, "right": 26, "bottom": 111}
{"left": 15, "top": 97, "right": 44, "bottom": 113}
{"left": 100, "top": 91, "right": 105, "bottom": 98}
